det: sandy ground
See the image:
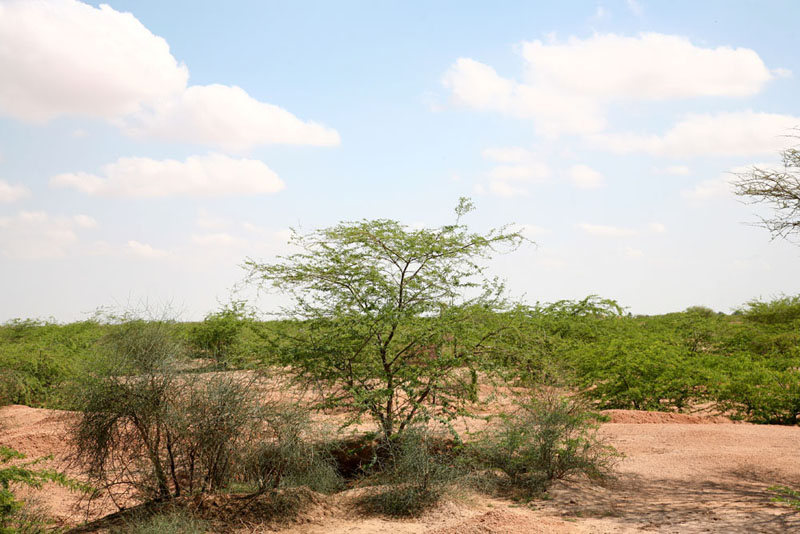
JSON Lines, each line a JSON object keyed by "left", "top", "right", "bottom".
{"left": 1, "top": 404, "right": 799, "bottom": 533}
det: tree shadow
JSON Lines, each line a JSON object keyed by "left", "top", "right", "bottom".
{"left": 539, "top": 468, "right": 800, "bottom": 533}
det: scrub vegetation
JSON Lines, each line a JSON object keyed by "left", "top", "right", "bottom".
{"left": 1, "top": 199, "right": 799, "bottom": 530}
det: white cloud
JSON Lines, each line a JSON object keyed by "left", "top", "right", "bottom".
{"left": 126, "top": 240, "right": 168, "bottom": 259}
{"left": 0, "top": 211, "right": 93, "bottom": 259}
{"left": 480, "top": 147, "right": 551, "bottom": 197}
{"left": 568, "top": 164, "right": 605, "bottom": 189}
{"left": 649, "top": 222, "right": 667, "bottom": 233}
{"left": 0, "top": 0, "right": 339, "bottom": 149}
{"left": 51, "top": 154, "right": 285, "bottom": 198}
{"left": 0, "top": 0, "right": 187, "bottom": 122}
{"left": 625, "top": 246, "right": 643, "bottom": 258}
{"left": 591, "top": 111, "right": 800, "bottom": 157}
{"left": 123, "top": 84, "right": 340, "bottom": 151}
{"left": 0, "top": 180, "right": 30, "bottom": 203}
{"left": 443, "top": 33, "right": 782, "bottom": 137}
{"left": 443, "top": 57, "right": 603, "bottom": 136}
{"left": 576, "top": 223, "right": 638, "bottom": 237}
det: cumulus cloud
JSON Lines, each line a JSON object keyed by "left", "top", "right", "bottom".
{"left": 576, "top": 223, "right": 638, "bottom": 237}
{"left": 443, "top": 33, "right": 782, "bottom": 137}
{"left": 591, "top": 111, "right": 800, "bottom": 157}
{"left": 443, "top": 57, "right": 603, "bottom": 136}
{"left": 568, "top": 164, "right": 605, "bottom": 189}
{"left": 123, "top": 84, "right": 340, "bottom": 151}
{"left": 0, "top": 179, "right": 30, "bottom": 203}
{"left": 0, "top": 0, "right": 339, "bottom": 149}
{"left": 0, "top": 210, "right": 95, "bottom": 259}
{"left": 480, "top": 147, "right": 551, "bottom": 197}
{"left": 0, "top": 0, "right": 187, "bottom": 122}
{"left": 51, "top": 154, "right": 285, "bottom": 198}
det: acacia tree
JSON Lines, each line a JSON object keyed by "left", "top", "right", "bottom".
{"left": 734, "top": 137, "right": 800, "bottom": 242}
{"left": 244, "top": 199, "right": 524, "bottom": 440}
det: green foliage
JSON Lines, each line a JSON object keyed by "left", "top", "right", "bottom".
{"left": 770, "top": 485, "right": 800, "bottom": 511}
{"left": 69, "top": 318, "right": 274, "bottom": 501}
{"left": 739, "top": 295, "right": 800, "bottom": 325}
{"left": 244, "top": 198, "right": 524, "bottom": 440}
{"left": 470, "top": 390, "right": 619, "bottom": 495}
{"left": 0, "top": 319, "right": 105, "bottom": 407}
{"left": 70, "top": 317, "right": 337, "bottom": 504}
{"left": 1, "top": 446, "right": 82, "bottom": 534}
{"left": 358, "top": 427, "right": 459, "bottom": 517}
{"left": 241, "top": 404, "right": 342, "bottom": 494}
{"left": 187, "top": 302, "right": 251, "bottom": 367}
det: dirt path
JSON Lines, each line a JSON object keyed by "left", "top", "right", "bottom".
{"left": 2, "top": 404, "right": 799, "bottom": 533}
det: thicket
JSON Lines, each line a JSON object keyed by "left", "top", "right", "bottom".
{"left": 3, "top": 293, "right": 800, "bottom": 425}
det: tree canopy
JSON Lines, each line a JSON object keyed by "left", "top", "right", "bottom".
{"left": 244, "top": 198, "right": 525, "bottom": 439}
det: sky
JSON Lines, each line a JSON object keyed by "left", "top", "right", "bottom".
{"left": 1, "top": 0, "right": 799, "bottom": 322}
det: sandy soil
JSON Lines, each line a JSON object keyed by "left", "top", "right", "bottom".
{"left": 1, "top": 404, "right": 799, "bottom": 533}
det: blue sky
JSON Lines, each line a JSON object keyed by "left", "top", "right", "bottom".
{"left": 1, "top": 0, "right": 799, "bottom": 321}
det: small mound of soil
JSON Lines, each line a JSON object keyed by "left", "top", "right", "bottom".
{"left": 601, "top": 409, "right": 733, "bottom": 424}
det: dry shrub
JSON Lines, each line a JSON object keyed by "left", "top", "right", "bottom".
{"left": 240, "top": 404, "right": 342, "bottom": 495}
{"left": 470, "top": 387, "right": 620, "bottom": 495}
{"left": 358, "top": 427, "right": 461, "bottom": 517}
{"left": 69, "top": 318, "right": 339, "bottom": 511}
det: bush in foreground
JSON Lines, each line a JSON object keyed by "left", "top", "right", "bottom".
{"left": 471, "top": 388, "right": 620, "bottom": 495}
{"left": 358, "top": 427, "right": 460, "bottom": 517}
{"left": 70, "top": 318, "right": 337, "bottom": 506}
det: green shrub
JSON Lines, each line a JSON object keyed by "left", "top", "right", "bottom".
{"left": 69, "top": 319, "right": 272, "bottom": 501}
{"left": 358, "top": 427, "right": 459, "bottom": 517}
{"left": 1, "top": 446, "right": 81, "bottom": 534}
{"left": 187, "top": 303, "right": 250, "bottom": 368}
{"left": 0, "top": 319, "right": 104, "bottom": 408}
{"left": 241, "top": 404, "right": 342, "bottom": 495}
{"left": 740, "top": 295, "right": 800, "bottom": 325}
{"left": 472, "top": 389, "right": 619, "bottom": 495}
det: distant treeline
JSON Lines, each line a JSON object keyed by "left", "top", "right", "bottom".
{"left": 1, "top": 295, "right": 798, "bottom": 424}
